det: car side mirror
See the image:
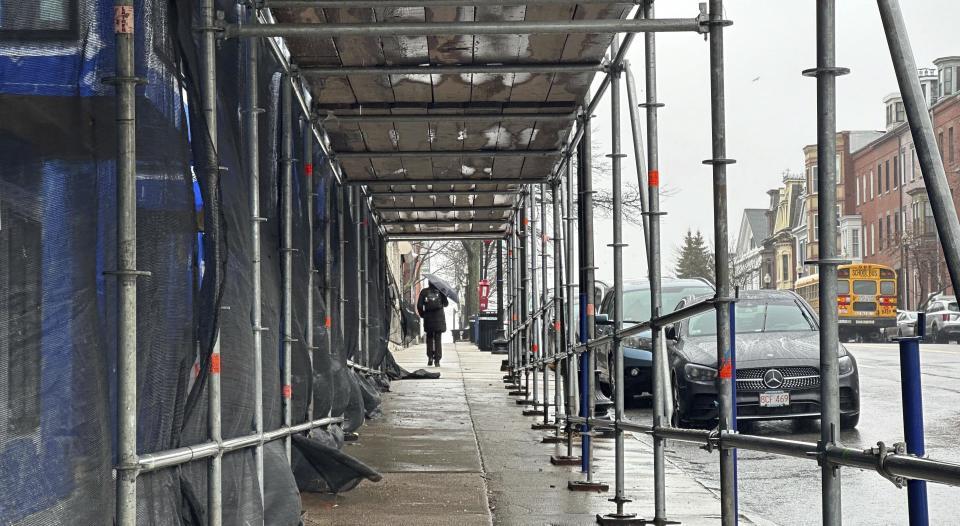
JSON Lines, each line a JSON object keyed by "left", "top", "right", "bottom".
{"left": 595, "top": 313, "right": 613, "bottom": 326}
{"left": 664, "top": 324, "right": 680, "bottom": 341}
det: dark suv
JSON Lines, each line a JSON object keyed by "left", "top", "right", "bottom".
{"left": 595, "top": 278, "right": 715, "bottom": 398}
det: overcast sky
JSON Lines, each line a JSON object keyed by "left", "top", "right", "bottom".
{"left": 584, "top": 0, "right": 959, "bottom": 283}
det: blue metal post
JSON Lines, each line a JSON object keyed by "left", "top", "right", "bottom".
{"left": 898, "top": 312, "right": 928, "bottom": 526}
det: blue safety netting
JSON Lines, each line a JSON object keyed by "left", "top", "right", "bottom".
{"left": 0, "top": 1, "right": 396, "bottom": 524}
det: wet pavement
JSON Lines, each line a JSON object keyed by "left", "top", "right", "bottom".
{"left": 624, "top": 342, "right": 960, "bottom": 526}
{"left": 303, "top": 342, "right": 763, "bottom": 525}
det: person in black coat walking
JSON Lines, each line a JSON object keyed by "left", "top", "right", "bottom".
{"left": 417, "top": 283, "right": 449, "bottom": 366}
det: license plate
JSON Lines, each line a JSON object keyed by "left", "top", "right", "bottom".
{"left": 759, "top": 391, "right": 790, "bottom": 408}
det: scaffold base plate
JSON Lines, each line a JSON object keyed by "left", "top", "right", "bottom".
{"left": 515, "top": 399, "right": 535, "bottom": 405}
{"left": 596, "top": 513, "right": 651, "bottom": 525}
{"left": 343, "top": 432, "right": 360, "bottom": 442}
{"left": 508, "top": 391, "right": 528, "bottom": 396}
{"left": 550, "top": 455, "right": 582, "bottom": 465}
{"left": 522, "top": 409, "right": 545, "bottom": 416}
{"left": 504, "top": 384, "right": 520, "bottom": 389}
{"left": 531, "top": 423, "right": 556, "bottom": 430}
{"left": 568, "top": 480, "right": 609, "bottom": 492}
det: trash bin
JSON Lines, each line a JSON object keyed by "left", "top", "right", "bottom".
{"left": 476, "top": 311, "right": 500, "bottom": 352}
{"left": 470, "top": 315, "right": 479, "bottom": 343}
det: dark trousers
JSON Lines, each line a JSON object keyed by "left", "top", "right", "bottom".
{"left": 426, "top": 331, "right": 443, "bottom": 363}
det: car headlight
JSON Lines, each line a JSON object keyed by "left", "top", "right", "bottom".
{"left": 838, "top": 355, "right": 855, "bottom": 375}
{"left": 684, "top": 363, "right": 717, "bottom": 382}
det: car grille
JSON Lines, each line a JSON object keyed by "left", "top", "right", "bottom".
{"left": 735, "top": 366, "right": 820, "bottom": 391}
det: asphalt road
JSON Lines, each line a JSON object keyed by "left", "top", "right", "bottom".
{"left": 624, "top": 343, "right": 960, "bottom": 525}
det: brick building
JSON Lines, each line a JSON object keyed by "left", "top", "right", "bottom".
{"left": 801, "top": 131, "right": 882, "bottom": 278}
{"left": 852, "top": 56, "right": 960, "bottom": 308}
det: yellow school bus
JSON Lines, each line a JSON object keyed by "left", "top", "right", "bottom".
{"left": 794, "top": 263, "right": 897, "bottom": 342}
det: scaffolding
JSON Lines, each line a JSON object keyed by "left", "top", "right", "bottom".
{"left": 6, "top": 0, "right": 960, "bottom": 524}
{"left": 111, "top": 0, "right": 960, "bottom": 523}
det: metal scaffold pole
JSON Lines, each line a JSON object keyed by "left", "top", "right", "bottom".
{"left": 557, "top": 154, "right": 582, "bottom": 465}
{"left": 601, "top": 55, "right": 634, "bottom": 521}
{"left": 354, "top": 187, "right": 364, "bottom": 366}
{"left": 511, "top": 229, "right": 520, "bottom": 379}
{"left": 324, "top": 151, "right": 335, "bottom": 365}
{"left": 507, "top": 228, "right": 515, "bottom": 376}
{"left": 551, "top": 179, "right": 564, "bottom": 438}
{"left": 530, "top": 185, "right": 542, "bottom": 415}
{"left": 570, "top": 114, "right": 605, "bottom": 491}
{"left": 242, "top": 11, "right": 265, "bottom": 499}
{"left": 361, "top": 199, "right": 370, "bottom": 367}
{"left": 706, "top": 0, "right": 737, "bottom": 523}
{"left": 803, "top": 1, "right": 846, "bottom": 523}
{"left": 281, "top": 74, "right": 295, "bottom": 463}
{"left": 200, "top": 0, "right": 223, "bottom": 521}
{"left": 497, "top": 239, "right": 505, "bottom": 341}
{"left": 338, "top": 186, "right": 348, "bottom": 354}
{"left": 520, "top": 199, "right": 530, "bottom": 396}
{"left": 877, "top": 0, "right": 960, "bottom": 305}
{"left": 304, "top": 119, "right": 315, "bottom": 420}
{"left": 113, "top": 0, "right": 140, "bottom": 522}
{"left": 641, "top": 1, "right": 670, "bottom": 521}
{"left": 624, "top": 61, "right": 650, "bottom": 257}
{"left": 541, "top": 184, "right": 551, "bottom": 426}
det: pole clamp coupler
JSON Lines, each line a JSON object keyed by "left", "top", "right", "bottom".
{"left": 701, "top": 429, "right": 722, "bottom": 453}
{"left": 869, "top": 441, "right": 908, "bottom": 488}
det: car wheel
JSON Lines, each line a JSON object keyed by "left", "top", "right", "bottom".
{"left": 840, "top": 413, "right": 860, "bottom": 430}
{"left": 670, "top": 374, "right": 687, "bottom": 429}
{"left": 599, "top": 356, "right": 614, "bottom": 398}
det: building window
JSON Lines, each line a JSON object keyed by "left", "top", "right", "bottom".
{"left": 950, "top": 127, "right": 955, "bottom": 164}
{"left": 877, "top": 164, "right": 883, "bottom": 194}
{"left": 856, "top": 176, "right": 861, "bottom": 205}
{"left": 896, "top": 102, "right": 905, "bottom": 122}
{"left": 911, "top": 147, "right": 916, "bottom": 181}
{"left": 813, "top": 215, "right": 819, "bottom": 241}
{"left": 870, "top": 172, "right": 875, "bottom": 199}
{"left": 0, "top": 0, "right": 78, "bottom": 39}
{"left": 878, "top": 218, "right": 884, "bottom": 250}
{"left": 895, "top": 210, "right": 901, "bottom": 238}
{"left": 886, "top": 214, "right": 892, "bottom": 245}
{"left": 946, "top": 66, "right": 954, "bottom": 97}
{"left": 893, "top": 156, "right": 899, "bottom": 189}
{"left": 885, "top": 159, "right": 891, "bottom": 192}
{"left": 852, "top": 228, "right": 861, "bottom": 258}
{"left": 781, "top": 254, "right": 789, "bottom": 281}
{"left": 939, "top": 132, "right": 944, "bottom": 160}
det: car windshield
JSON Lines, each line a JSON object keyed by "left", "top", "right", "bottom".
{"left": 622, "top": 284, "right": 714, "bottom": 321}
{"left": 686, "top": 301, "right": 815, "bottom": 336}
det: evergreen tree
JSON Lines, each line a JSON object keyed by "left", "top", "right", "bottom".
{"left": 675, "top": 229, "right": 715, "bottom": 284}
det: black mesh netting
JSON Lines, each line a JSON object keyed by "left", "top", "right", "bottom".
{"left": 0, "top": 1, "right": 402, "bottom": 524}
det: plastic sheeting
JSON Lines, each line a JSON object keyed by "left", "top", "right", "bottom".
{"left": 0, "top": 0, "right": 401, "bottom": 523}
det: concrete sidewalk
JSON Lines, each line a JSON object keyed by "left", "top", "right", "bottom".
{"left": 302, "top": 342, "right": 759, "bottom": 525}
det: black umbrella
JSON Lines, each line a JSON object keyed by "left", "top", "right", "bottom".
{"left": 422, "top": 273, "right": 460, "bottom": 304}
